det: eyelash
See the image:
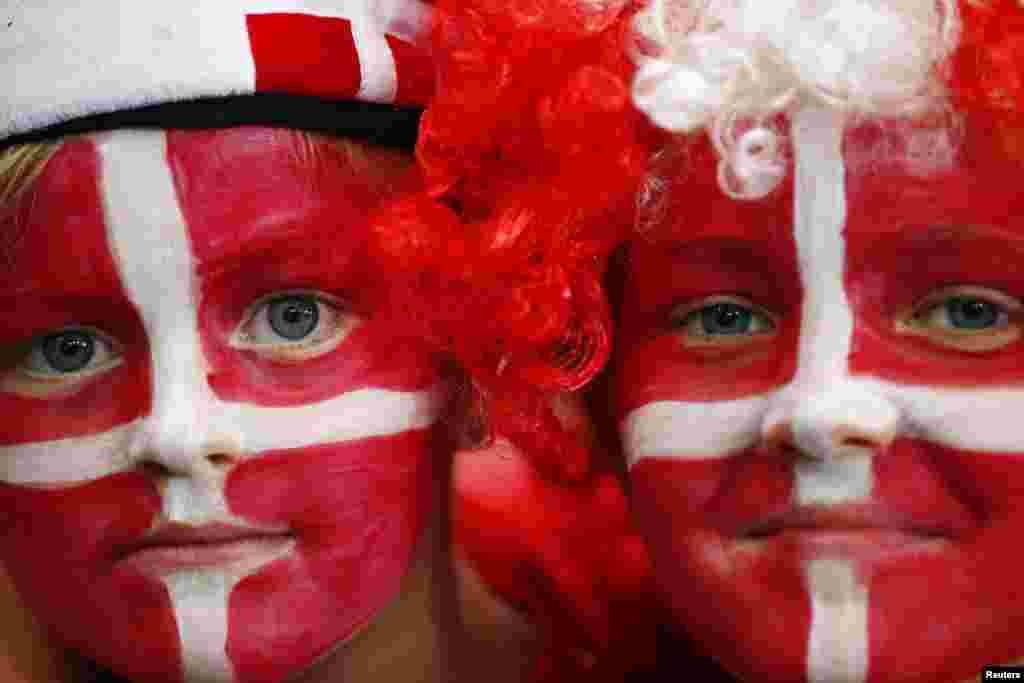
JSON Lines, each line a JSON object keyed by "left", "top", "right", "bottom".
{"left": 669, "top": 295, "right": 777, "bottom": 346}
{"left": 0, "top": 327, "right": 124, "bottom": 398}
{"left": 898, "top": 285, "right": 1023, "bottom": 352}
{"left": 229, "top": 290, "right": 357, "bottom": 363}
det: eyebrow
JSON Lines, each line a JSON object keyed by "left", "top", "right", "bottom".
{"left": 192, "top": 222, "right": 369, "bottom": 291}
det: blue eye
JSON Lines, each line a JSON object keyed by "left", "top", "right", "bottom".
{"left": 231, "top": 290, "right": 358, "bottom": 363}
{"left": 943, "top": 297, "right": 1002, "bottom": 330}
{"left": 673, "top": 297, "right": 776, "bottom": 343}
{"left": 696, "top": 303, "right": 757, "bottom": 335}
{"left": 914, "top": 292, "right": 1012, "bottom": 334}
{"left": 21, "top": 328, "right": 120, "bottom": 378}
{"left": 41, "top": 331, "right": 95, "bottom": 373}
{"left": 899, "top": 286, "right": 1022, "bottom": 353}
{"left": 267, "top": 296, "right": 320, "bottom": 341}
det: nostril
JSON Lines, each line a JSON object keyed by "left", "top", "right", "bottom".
{"left": 139, "top": 461, "right": 172, "bottom": 478}
{"left": 841, "top": 436, "right": 877, "bottom": 450}
{"left": 206, "top": 453, "right": 236, "bottom": 468}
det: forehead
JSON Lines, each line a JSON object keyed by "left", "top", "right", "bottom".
{"left": 0, "top": 128, "right": 414, "bottom": 296}
{"left": 632, "top": 120, "right": 1024, "bottom": 268}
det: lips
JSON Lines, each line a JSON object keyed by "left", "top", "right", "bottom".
{"left": 116, "top": 522, "right": 295, "bottom": 575}
{"left": 725, "top": 501, "right": 975, "bottom": 563}
{"left": 738, "top": 503, "right": 968, "bottom": 539}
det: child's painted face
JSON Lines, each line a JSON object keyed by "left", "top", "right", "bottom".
{"left": 0, "top": 127, "right": 447, "bottom": 683}
{"left": 617, "top": 110, "right": 1024, "bottom": 683}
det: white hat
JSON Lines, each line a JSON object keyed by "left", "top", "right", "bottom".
{"left": 1, "top": 0, "right": 434, "bottom": 140}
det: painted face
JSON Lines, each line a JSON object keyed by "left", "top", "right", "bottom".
{"left": 0, "top": 128, "right": 447, "bottom": 683}
{"left": 616, "top": 109, "right": 1024, "bottom": 682}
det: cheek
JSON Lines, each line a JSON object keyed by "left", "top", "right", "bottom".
{"left": 0, "top": 473, "right": 182, "bottom": 681}
{"left": 200, "top": 313, "right": 438, "bottom": 407}
{"left": 629, "top": 458, "right": 810, "bottom": 680}
{"left": 617, "top": 332, "right": 798, "bottom": 414}
{"left": 0, "top": 359, "right": 148, "bottom": 447}
{"left": 866, "top": 445, "right": 1024, "bottom": 679}
{"left": 224, "top": 430, "right": 438, "bottom": 683}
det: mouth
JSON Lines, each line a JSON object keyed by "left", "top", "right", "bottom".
{"left": 734, "top": 505, "right": 963, "bottom": 559}
{"left": 116, "top": 523, "right": 296, "bottom": 574}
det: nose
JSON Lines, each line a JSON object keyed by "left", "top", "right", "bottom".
{"left": 764, "top": 381, "right": 900, "bottom": 460}
{"left": 133, "top": 334, "right": 242, "bottom": 524}
{"left": 762, "top": 380, "right": 901, "bottom": 505}
{"left": 139, "top": 370, "right": 241, "bottom": 479}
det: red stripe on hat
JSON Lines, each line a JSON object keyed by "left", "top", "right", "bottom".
{"left": 386, "top": 34, "right": 434, "bottom": 105}
{"left": 247, "top": 13, "right": 361, "bottom": 100}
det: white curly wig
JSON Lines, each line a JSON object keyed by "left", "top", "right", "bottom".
{"left": 631, "top": 0, "right": 960, "bottom": 198}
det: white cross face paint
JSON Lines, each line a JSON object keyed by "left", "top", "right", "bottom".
{"left": 616, "top": 112, "right": 1024, "bottom": 682}
{"left": 0, "top": 128, "right": 446, "bottom": 683}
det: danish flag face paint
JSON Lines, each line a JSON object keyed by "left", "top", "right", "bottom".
{"left": 0, "top": 128, "right": 446, "bottom": 683}
{"left": 617, "top": 111, "right": 1024, "bottom": 683}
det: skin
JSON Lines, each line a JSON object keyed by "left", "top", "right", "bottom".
{"left": 0, "top": 566, "right": 72, "bottom": 683}
{"left": 0, "top": 127, "right": 456, "bottom": 683}
{"left": 616, "top": 110, "right": 1024, "bottom": 683}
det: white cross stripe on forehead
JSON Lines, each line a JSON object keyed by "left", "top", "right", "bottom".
{"left": 775, "top": 107, "right": 874, "bottom": 507}
{"left": 98, "top": 131, "right": 211, "bottom": 475}
{"left": 803, "top": 558, "right": 869, "bottom": 683}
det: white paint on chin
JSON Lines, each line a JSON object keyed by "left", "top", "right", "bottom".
{"left": 161, "top": 540, "right": 294, "bottom": 683}
{"left": 163, "top": 570, "right": 236, "bottom": 683}
{"left": 803, "top": 558, "right": 869, "bottom": 683}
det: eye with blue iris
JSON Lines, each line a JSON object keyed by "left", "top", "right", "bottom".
{"left": 0, "top": 327, "right": 123, "bottom": 397}
{"left": 671, "top": 296, "right": 776, "bottom": 345}
{"left": 231, "top": 290, "right": 357, "bottom": 362}
{"left": 904, "top": 286, "right": 1022, "bottom": 352}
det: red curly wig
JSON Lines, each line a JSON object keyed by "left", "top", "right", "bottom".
{"left": 366, "top": 0, "right": 653, "bottom": 480}
{"left": 360, "top": 1, "right": 665, "bottom": 681}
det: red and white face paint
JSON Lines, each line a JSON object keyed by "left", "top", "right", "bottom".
{"left": 0, "top": 128, "right": 445, "bottom": 683}
{"left": 617, "top": 108, "right": 1024, "bottom": 682}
